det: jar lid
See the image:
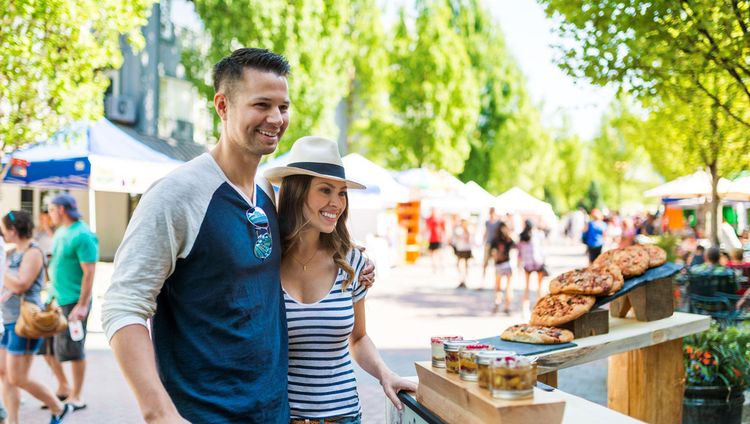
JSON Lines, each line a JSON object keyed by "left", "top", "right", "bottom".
{"left": 464, "top": 343, "right": 492, "bottom": 351}
{"left": 431, "top": 336, "right": 462, "bottom": 344}
{"left": 492, "top": 354, "right": 532, "bottom": 368}
{"left": 476, "top": 350, "right": 516, "bottom": 364}
{"left": 444, "top": 340, "right": 477, "bottom": 351}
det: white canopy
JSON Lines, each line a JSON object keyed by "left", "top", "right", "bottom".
{"left": 725, "top": 175, "right": 750, "bottom": 201}
{"left": 644, "top": 170, "right": 732, "bottom": 199}
{"left": 342, "top": 153, "right": 409, "bottom": 209}
{"left": 495, "top": 187, "right": 557, "bottom": 227}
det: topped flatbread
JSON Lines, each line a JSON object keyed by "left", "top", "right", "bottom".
{"left": 501, "top": 324, "right": 574, "bottom": 344}
{"left": 530, "top": 293, "right": 596, "bottom": 327}
{"left": 549, "top": 264, "right": 623, "bottom": 296}
{"left": 594, "top": 246, "right": 649, "bottom": 278}
{"left": 642, "top": 244, "right": 667, "bottom": 268}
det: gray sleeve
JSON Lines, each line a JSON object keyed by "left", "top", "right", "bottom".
{"left": 101, "top": 165, "right": 214, "bottom": 341}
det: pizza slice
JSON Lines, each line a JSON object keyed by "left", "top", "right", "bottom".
{"left": 501, "top": 323, "right": 574, "bottom": 344}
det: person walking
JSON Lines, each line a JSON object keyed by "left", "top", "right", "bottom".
{"left": 0, "top": 210, "right": 73, "bottom": 424}
{"left": 451, "top": 217, "right": 474, "bottom": 289}
{"left": 517, "top": 220, "right": 546, "bottom": 311}
{"left": 46, "top": 194, "right": 98, "bottom": 412}
{"left": 265, "top": 136, "right": 416, "bottom": 423}
{"left": 425, "top": 208, "right": 446, "bottom": 273}
{"left": 481, "top": 207, "right": 501, "bottom": 284}
{"left": 582, "top": 209, "right": 607, "bottom": 263}
{"left": 490, "top": 222, "right": 515, "bottom": 314}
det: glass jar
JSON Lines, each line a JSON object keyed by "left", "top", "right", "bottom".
{"left": 431, "top": 336, "right": 462, "bottom": 368}
{"left": 443, "top": 340, "right": 476, "bottom": 374}
{"left": 476, "top": 351, "right": 516, "bottom": 389}
{"left": 459, "top": 344, "right": 492, "bottom": 381}
{"left": 490, "top": 355, "right": 537, "bottom": 399}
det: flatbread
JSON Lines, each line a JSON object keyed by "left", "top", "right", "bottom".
{"left": 594, "top": 246, "right": 649, "bottom": 278}
{"left": 549, "top": 265, "right": 623, "bottom": 296}
{"left": 501, "top": 324, "right": 574, "bottom": 344}
{"left": 530, "top": 293, "right": 596, "bottom": 327}
{"left": 642, "top": 244, "right": 667, "bottom": 268}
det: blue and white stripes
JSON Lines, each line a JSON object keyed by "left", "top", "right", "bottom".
{"left": 285, "top": 249, "right": 366, "bottom": 419}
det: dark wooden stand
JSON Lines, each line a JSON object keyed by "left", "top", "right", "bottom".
{"left": 609, "top": 277, "right": 674, "bottom": 321}
{"left": 560, "top": 308, "right": 609, "bottom": 338}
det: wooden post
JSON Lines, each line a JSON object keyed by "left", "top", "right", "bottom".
{"left": 537, "top": 370, "right": 558, "bottom": 388}
{"left": 608, "top": 338, "right": 685, "bottom": 424}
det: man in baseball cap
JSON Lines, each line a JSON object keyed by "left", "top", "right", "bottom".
{"left": 49, "top": 193, "right": 82, "bottom": 220}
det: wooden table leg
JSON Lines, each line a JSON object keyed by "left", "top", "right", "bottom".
{"left": 608, "top": 338, "right": 684, "bottom": 424}
{"left": 537, "top": 370, "right": 558, "bottom": 388}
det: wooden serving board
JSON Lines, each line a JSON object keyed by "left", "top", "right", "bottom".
{"left": 415, "top": 361, "right": 566, "bottom": 424}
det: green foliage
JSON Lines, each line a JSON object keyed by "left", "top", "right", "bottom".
{"left": 684, "top": 324, "right": 750, "bottom": 389}
{"left": 653, "top": 234, "right": 680, "bottom": 263}
{"left": 580, "top": 181, "right": 601, "bottom": 212}
{"left": 545, "top": 129, "right": 589, "bottom": 212}
{"left": 538, "top": 0, "right": 750, "bottom": 129}
{"left": 0, "top": 0, "right": 154, "bottom": 150}
{"left": 185, "top": 0, "right": 356, "bottom": 151}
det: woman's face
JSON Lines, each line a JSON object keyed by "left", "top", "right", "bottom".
{"left": 0, "top": 221, "right": 16, "bottom": 243}
{"left": 303, "top": 177, "right": 348, "bottom": 234}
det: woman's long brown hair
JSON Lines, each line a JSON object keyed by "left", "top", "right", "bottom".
{"left": 278, "top": 175, "right": 356, "bottom": 290}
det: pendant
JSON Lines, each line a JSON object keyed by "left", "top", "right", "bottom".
{"left": 303, "top": 265, "right": 308, "bottom": 271}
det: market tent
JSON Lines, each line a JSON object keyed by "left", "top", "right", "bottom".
{"left": 342, "top": 153, "right": 409, "bottom": 209}
{"left": 495, "top": 187, "right": 557, "bottom": 227}
{"left": 724, "top": 175, "right": 750, "bottom": 201}
{"left": 644, "top": 170, "right": 732, "bottom": 199}
{"left": 4, "top": 119, "right": 181, "bottom": 193}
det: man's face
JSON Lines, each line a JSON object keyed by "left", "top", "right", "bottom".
{"left": 48, "top": 203, "right": 63, "bottom": 226}
{"left": 215, "top": 69, "right": 290, "bottom": 157}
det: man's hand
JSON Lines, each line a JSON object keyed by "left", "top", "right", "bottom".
{"left": 68, "top": 303, "right": 90, "bottom": 322}
{"left": 356, "top": 246, "right": 376, "bottom": 289}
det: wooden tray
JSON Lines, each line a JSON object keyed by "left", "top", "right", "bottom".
{"left": 415, "top": 361, "right": 566, "bottom": 424}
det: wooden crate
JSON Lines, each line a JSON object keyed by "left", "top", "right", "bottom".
{"left": 560, "top": 308, "right": 609, "bottom": 338}
{"left": 415, "top": 362, "right": 566, "bottom": 424}
{"left": 610, "top": 277, "right": 674, "bottom": 322}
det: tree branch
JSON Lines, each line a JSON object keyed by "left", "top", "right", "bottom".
{"left": 730, "top": 0, "right": 749, "bottom": 38}
{"left": 693, "top": 78, "right": 750, "bottom": 129}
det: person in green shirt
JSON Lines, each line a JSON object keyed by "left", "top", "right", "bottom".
{"left": 46, "top": 193, "right": 98, "bottom": 411}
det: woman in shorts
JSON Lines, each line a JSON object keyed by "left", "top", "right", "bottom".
{"left": 517, "top": 219, "right": 547, "bottom": 310}
{"left": 490, "top": 223, "right": 515, "bottom": 314}
{"left": 0, "top": 211, "right": 73, "bottom": 423}
{"left": 265, "top": 137, "right": 416, "bottom": 424}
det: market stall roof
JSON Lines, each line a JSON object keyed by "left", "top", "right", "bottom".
{"left": 3, "top": 119, "right": 182, "bottom": 193}
{"left": 342, "top": 153, "right": 409, "bottom": 208}
{"left": 495, "top": 187, "right": 557, "bottom": 227}
{"left": 644, "top": 170, "right": 732, "bottom": 199}
{"left": 724, "top": 175, "right": 750, "bottom": 201}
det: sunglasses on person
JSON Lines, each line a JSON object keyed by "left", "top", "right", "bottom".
{"left": 246, "top": 206, "right": 272, "bottom": 260}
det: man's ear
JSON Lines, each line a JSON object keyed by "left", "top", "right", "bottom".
{"left": 214, "top": 93, "right": 228, "bottom": 120}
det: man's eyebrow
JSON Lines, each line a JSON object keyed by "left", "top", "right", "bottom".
{"left": 251, "top": 96, "right": 290, "bottom": 105}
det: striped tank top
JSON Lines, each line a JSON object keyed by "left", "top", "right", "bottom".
{"left": 285, "top": 248, "right": 367, "bottom": 419}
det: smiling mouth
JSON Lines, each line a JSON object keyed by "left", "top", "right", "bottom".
{"left": 321, "top": 211, "right": 338, "bottom": 220}
{"left": 258, "top": 129, "right": 279, "bottom": 138}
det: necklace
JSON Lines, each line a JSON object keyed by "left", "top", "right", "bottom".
{"left": 292, "top": 248, "right": 319, "bottom": 271}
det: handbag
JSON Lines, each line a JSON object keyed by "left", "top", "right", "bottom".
{"left": 15, "top": 295, "right": 68, "bottom": 339}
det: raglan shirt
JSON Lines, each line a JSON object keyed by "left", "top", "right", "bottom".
{"left": 101, "top": 153, "right": 288, "bottom": 423}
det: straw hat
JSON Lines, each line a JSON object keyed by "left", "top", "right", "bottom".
{"left": 264, "top": 136, "right": 366, "bottom": 189}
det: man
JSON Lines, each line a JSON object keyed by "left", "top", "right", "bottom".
{"left": 481, "top": 207, "right": 501, "bottom": 283}
{"left": 47, "top": 193, "right": 98, "bottom": 411}
{"left": 102, "top": 48, "right": 372, "bottom": 423}
{"left": 425, "top": 208, "right": 445, "bottom": 273}
{"left": 582, "top": 208, "right": 607, "bottom": 263}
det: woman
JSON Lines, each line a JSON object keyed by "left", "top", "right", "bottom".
{"left": 265, "top": 136, "right": 416, "bottom": 423}
{"left": 582, "top": 209, "right": 607, "bottom": 263}
{"left": 517, "top": 219, "right": 546, "bottom": 310}
{"left": 0, "top": 211, "right": 73, "bottom": 424}
{"left": 451, "top": 217, "right": 473, "bottom": 289}
{"left": 490, "top": 222, "right": 515, "bottom": 314}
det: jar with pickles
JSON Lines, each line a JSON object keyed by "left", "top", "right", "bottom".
{"left": 458, "top": 343, "right": 493, "bottom": 381}
{"left": 476, "top": 351, "right": 516, "bottom": 389}
{"left": 443, "top": 340, "right": 477, "bottom": 374}
{"left": 490, "top": 354, "right": 537, "bottom": 399}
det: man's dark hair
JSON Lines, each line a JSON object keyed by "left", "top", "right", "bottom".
{"left": 212, "top": 48, "right": 291, "bottom": 97}
{"left": 706, "top": 247, "right": 721, "bottom": 264}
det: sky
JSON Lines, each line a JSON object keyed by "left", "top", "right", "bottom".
{"left": 173, "top": 0, "right": 615, "bottom": 140}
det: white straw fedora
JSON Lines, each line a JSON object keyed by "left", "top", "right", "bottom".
{"left": 264, "top": 136, "right": 366, "bottom": 189}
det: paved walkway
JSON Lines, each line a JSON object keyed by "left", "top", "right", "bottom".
{"left": 11, "top": 241, "right": 749, "bottom": 423}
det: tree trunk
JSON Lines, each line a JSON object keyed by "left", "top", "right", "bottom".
{"left": 709, "top": 162, "right": 720, "bottom": 247}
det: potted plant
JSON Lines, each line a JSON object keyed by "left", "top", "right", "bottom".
{"left": 682, "top": 324, "right": 750, "bottom": 424}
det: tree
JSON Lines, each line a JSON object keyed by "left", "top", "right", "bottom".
{"left": 368, "top": 2, "right": 480, "bottom": 174}
{"left": 538, "top": 0, "right": 750, "bottom": 128}
{"left": 185, "top": 0, "right": 356, "bottom": 152}
{"left": 0, "top": 0, "right": 154, "bottom": 150}
{"left": 546, "top": 130, "right": 589, "bottom": 212}
{"left": 635, "top": 79, "right": 750, "bottom": 244}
